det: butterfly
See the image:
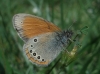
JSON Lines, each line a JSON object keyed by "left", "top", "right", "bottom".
{"left": 12, "top": 13, "right": 73, "bottom": 67}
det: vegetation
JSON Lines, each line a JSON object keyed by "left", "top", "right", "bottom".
{"left": 0, "top": 0, "right": 100, "bottom": 74}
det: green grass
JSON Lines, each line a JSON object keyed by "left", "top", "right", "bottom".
{"left": 0, "top": 0, "right": 100, "bottom": 74}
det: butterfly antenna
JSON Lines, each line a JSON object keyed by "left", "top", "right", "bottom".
{"left": 68, "top": 24, "right": 74, "bottom": 30}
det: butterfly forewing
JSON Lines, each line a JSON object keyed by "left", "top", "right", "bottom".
{"left": 13, "top": 13, "right": 61, "bottom": 42}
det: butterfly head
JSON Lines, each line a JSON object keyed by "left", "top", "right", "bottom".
{"left": 58, "top": 30, "right": 73, "bottom": 46}
{"left": 64, "top": 30, "right": 73, "bottom": 39}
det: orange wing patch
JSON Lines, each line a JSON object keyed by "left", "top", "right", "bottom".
{"left": 22, "top": 16, "right": 60, "bottom": 38}
{"left": 25, "top": 49, "right": 49, "bottom": 66}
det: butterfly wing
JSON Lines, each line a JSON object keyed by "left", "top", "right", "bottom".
{"left": 23, "top": 32, "right": 63, "bottom": 66}
{"left": 13, "top": 13, "right": 60, "bottom": 42}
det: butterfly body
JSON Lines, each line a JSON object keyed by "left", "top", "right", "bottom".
{"left": 13, "top": 13, "right": 73, "bottom": 66}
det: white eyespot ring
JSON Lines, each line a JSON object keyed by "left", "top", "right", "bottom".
{"left": 33, "top": 52, "right": 36, "bottom": 56}
{"left": 34, "top": 38, "right": 37, "bottom": 42}
{"left": 32, "top": 37, "right": 38, "bottom": 43}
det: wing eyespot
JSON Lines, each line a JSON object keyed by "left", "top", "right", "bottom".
{"left": 34, "top": 39, "right": 37, "bottom": 42}
{"left": 31, "top": 45, "right": 33, "bottom": 47}
{"left": 30, "top": 50, "right": 32, "bottom": 53}
{"left": 36, "top": 55, "right": 45, "bottom": 62}
{"left": 33, "top": 52, "right": 36, "bottom": 56}
{"left": 42, "top": 59, "right": 44, "bottom": 61}
{"left": 37, "top": 56, "right": 40, "bottom": 59}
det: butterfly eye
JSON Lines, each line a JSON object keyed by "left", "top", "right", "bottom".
{"left": 34, "top": 39, "right": 37, "bottom": 42}
{"left": 33, "top": 52, "right": 36, "bottom": 56}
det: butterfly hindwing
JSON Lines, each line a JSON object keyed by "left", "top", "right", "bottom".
{"left": 23, "top": 32, "right": 63, "bottom": 66}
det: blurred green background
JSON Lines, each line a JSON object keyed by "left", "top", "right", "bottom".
{"left": 0, "top": 0, "right": 100, "bottom": 74}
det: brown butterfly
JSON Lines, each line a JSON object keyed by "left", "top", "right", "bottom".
{"left": 13, "top": 13, "right": 73, "bottom": 66}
